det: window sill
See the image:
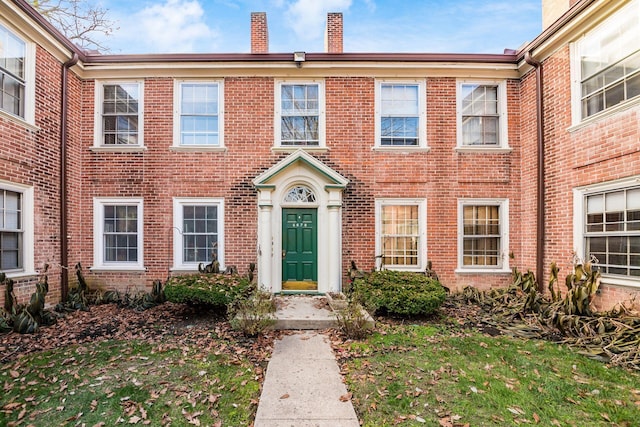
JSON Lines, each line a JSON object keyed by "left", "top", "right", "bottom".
{"left": 455, "top": 147, "right": 512, "bottom": 154}
{"left": 372, "top": 146, "right": 430, "bottom": 153}
{"left": 170, "top": 146, "right": 227, "bottom": 153}
{"left": 90, "top": 146, "right": 148, "bottom": 153}
{"left": 599, "top": 275, "right": 640, "bottom": 290}
{"left": 272, "top": 146, "right": 329, "bottom": 153}
{"left": 2, "top": 270, "right": 38, "bottom": 280}
{"left": 568, "top": 96, "right": 640, "bottom": 133}
{"left": 89, "top": 265, "right": 147, "bottom": 273}
{"left": 455, "top": 267, "right": 511, "bottom": 274}
{"left": 0, "top": 109, "right": 39, "bottom": 132}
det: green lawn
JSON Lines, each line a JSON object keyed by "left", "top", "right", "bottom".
{"left": 336, "top": 323, "right": 640, "bottom": 426}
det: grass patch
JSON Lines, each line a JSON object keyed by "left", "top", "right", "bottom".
{"left": 0, "top": 338, "right": 260, "bottom": 426}
{"left": 339, "top": 323, "right": 640, "bottom": 426}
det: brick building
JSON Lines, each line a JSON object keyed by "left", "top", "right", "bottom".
{"left": 1, "top": 0, "right": 638, "bottom": 310}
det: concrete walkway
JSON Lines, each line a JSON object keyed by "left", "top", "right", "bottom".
{"left": 254, "top": 331, "right": 360, "bottom": 427}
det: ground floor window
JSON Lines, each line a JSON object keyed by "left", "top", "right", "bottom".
{"left": 172, "top": 198, "right": 224, "bottom": 270}
{"left": 0, "top": 189, "right": 22, "bottom": 271}
{"left": 584, "top": 185, "right": 640, "bottom": 278}
{"left": 457, "top": 199, "right": 509, "bottom": 272}
{"left": 93, "top": 198, "right": 144, "bottom": 270}
{"left": 375, "top": 199, "right": 426, "bottom": 270}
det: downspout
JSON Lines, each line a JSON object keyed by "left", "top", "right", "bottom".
{"left": 60, "top": 53, "right": 79, "bottom": 301}
{"left": 524, "top": 51, "right": 545, "bottom": 292}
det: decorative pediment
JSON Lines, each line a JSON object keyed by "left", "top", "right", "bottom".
{"left": 252, "top": 149, "right": 349, "bottom": 189}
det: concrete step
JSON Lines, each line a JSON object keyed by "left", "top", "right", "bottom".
{"left": 272, "top": 295, "right": 338, "bottom": 330}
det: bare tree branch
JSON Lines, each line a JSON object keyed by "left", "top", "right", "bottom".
{"left": 30, "top": 0, "right": 118, "bottom": 53}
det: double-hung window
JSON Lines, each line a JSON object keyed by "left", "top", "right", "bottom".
{"left": 375, "top": 81, "right": 426, "bottom": 148}
{"left": 174, "top": 81, "right": 223, "bottom": 148}
{"left": 172, "top": 198, "right": 224, "bottom": 270}
{"left": 583, "top": 185, "right": 640, "bottom": 280}
{"left": 0, "top": 182, "right": 33, "bottom": 276}
{"left": 457, "top": 81, "right": 509, "bottom": 150}
{"left": 95, "top": 81, "right": 143, "bottom": 147}
{"left": 375, "top": 199, "right": 427, "bottom": 270}
{"left": 93, "top": 198, "right": 144, "bottom": 270}
{"left": 573, "top": 0, "right": 640, "bottom": 121}
{"left": 458, "top": 199, "right": 509, "bottom": 272}
{"left": 275, "top": 81, "right": 324, "bottom": 147}
{"left": 0, "top": 23, "right": 30, "bottom": 120}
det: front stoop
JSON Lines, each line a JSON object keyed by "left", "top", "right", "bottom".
{"left": 272, "top": 295, "right": 337, "bottom": 330}
{"left": 271, "top": 295, "right": 374, "bottom": 330}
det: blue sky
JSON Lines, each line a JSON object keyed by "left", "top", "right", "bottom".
{"left": 99, "top": 0, "right": 542, "bottom": 54}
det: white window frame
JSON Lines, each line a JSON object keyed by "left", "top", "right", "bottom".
{"left": 0, "top": 20, "right": 36, "bottom": 127}
{"left": 456, "top": 198, "right": 510, "bottom": 273}
{"left": 172, "top": 80, "right": 225, "bottom": 151}
{"left": 374, "top": 79, "right": 428, "bottom": 150}
{"left": 456, "top": 80, "right": 510, "bottom": 152}
{"left": 93, "top": 80, "right": 145, "bottom": 151}
{"left": 573, "top": 175, "right": 640, "bottom": 288}
{"left": 374, "top": 198, "right": 427, "bottom": 271}
{"left": 570, "top": 0, "right": 640, "bottom": 126}
{"left": 0, "top": 180, "right": 34, "bottom": 278}
{"left": 274, "top": 79, "right": 326, "bottom": 149}
{"left": 92, "top": 198, "right": 144, "bottom": 271}
{"left": 172, "top": 198, "right": 225, "bottom": 271}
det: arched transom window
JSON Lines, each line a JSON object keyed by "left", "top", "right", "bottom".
{"left": 283, "top": 185, "right": 316, "bottom": 203}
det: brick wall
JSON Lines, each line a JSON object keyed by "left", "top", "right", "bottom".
{"left": 75, "top": 75, "right": 523, "bottom": 294}
{"left": 0, "top": 45, "right": 64, "bottom": 307}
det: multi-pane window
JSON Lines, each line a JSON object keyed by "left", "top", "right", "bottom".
{"left": 173, "top": 198, "right": 224, "bottom": 270}
{"left": 576, "top": 0, "right": 640, "bottom": 119}
{"left": 0, "top": 23, "right": 26, "bottom": 118}
{"left": 100, "top": 83, "right": 141, "bottom": 145}
{"left": 94, "top": 198, "right": 143, "bottom": 270}
{"left": 375, "top": 199, "right": 426, "bottom": 270}
{"left": 460, "top": 84, "right": 499, "bottom": 146}
{"left": 0, "top": 190, "right": 22, "bottom": 271}
{"left": 379, "top": 84, "right": 420, "bottom": 146}
{"left": 103, "top": 205, "right": 139, "bottom": 263}
{"left": 585, "top": 187, "right": 640, "bottom": 278}
{"left": 462, "top": 205, "right": 501, "bottom": 267}
{"left": 279, "top": 83, "right": 320, "bottom": 146}
{"left": 182, "top": 205, "right": 218, "bottom": 263}
{"left": 178, "top": 82, "right": 221, "bottom": 146}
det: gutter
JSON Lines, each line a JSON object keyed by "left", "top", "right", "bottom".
{"left": 60, "top": 52, "right": 79, "bottom": 301}
{"left": 524, "top": 51, "right": 545, "bottom": 292}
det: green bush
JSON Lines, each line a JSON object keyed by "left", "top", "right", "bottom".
{"left": 352, "top": 270, "right": 447, "bottom": 317}
{"left": 164, "top": 273, "right": 251, "bottom": 309}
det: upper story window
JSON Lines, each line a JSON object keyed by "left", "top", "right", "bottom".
{"left": 375, "top": 80, "right": 426, "bottom": 149}
{"left": 574, "top": 0, "right": 640, "bottom": 121}
{"left": 456, "top": 81, "right": 509, "bottom": 150}
{"left": 0, "top": 23, "right": 26, "bottom": 119}
{"left": 275, "top": 81, "right": 325, "bottom": 147}
{"left": 94, "top": 81, "right": 144, "bottom": 148}
{"left": 173, "top": 81, "right": 224, "bottom": 148}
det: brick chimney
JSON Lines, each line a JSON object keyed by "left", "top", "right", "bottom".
{"left": 251, "top": 12, "right": 268, "bottom": 54}
{"left": 325, "top": 12, "right": 343, "bottom": 53}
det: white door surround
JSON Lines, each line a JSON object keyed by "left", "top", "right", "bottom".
{"left": 253, "top": 150, "right": 349, "bottom": 293}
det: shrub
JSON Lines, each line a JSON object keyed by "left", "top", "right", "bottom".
{"left": 228, "top": 289, "right": 276, "bottom": 336}
{"left": 165, "top": 273, "right": 251, "bottom": 310}
{"left": 335, "top": 301, "right": 373, "bottom": 339}
{"left": 352, "top": 270, "right": 447, "bottom": 317}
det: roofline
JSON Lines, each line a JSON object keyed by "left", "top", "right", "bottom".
{"left": 12, "top": 0, "right": 86, "bottom": 60}
{"left": 516, "top": 0, "right": 597, "bottom": 60}
{"left": 83, "top": 52, "right": 518, "bottom": 65}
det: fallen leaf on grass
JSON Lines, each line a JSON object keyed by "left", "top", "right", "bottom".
{"left": 339, "top": 393, "right": 352, "bottom": 402}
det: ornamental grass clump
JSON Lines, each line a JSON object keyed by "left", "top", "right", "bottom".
{"left": 352, "top": 270, "right": 447, "bottom": 317}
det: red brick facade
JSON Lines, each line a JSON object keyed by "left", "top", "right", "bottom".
{"left": 1, "top": 0, "right": 639, "bottom": 311}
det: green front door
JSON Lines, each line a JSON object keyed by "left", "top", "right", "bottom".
{"left": 282, "top": 208, "right": 317, "bottom": 291}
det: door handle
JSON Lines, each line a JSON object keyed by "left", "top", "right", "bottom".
{"left": 282, "top": 250, "right": 286, "bottom": 258}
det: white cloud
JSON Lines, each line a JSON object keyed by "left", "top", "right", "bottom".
{"left": 107, "top": 0, "right": 218, "bottom": 53}
{"left": 284, "top": 0, "right": 352, "bottom": 41}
